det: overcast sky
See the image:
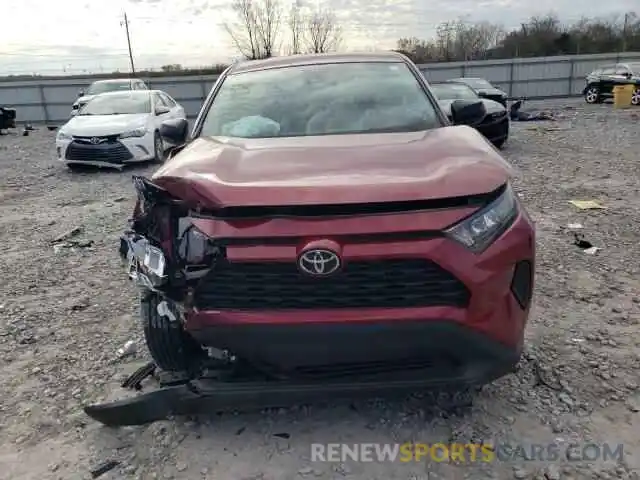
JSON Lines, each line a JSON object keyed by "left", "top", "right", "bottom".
{"left": 1, "top": 0, "right": 636, "bottom": 75}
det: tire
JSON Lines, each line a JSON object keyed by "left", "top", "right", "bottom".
{"left": 632, "top": 87, "right": 640, "bottom": 106}
{"left": 152, "top": 131, "right": 165, "bottom": 163}
{"left": 492, "top": 137, "right": 507, "bottom": 149}
{"left": 141, "top": 294, "right": 204, "bottom": 372}
{"left": 584, "top": 85, "right": 601, "bottom": 104}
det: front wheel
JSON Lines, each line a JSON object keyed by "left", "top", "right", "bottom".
{"left": 632, "top": 87, "right": 640, "bottom": 106}
{"left": 152, "top": 131, "right": 165, "bottom": 163}
{"left": 584, "top": 86, "right": 601, "bottom": 104}
{"left": 141, "top": 294, "right": 204, "bottom": 373}
{"left": 493, "top": 137, "right": 507, "bottom": 149}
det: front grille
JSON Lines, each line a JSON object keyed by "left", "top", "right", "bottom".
{"left": 65, "top": 139, "right": 133, "bottom": 164}
{"left": 194, "top": 259, "right": 470, "bottom": 310}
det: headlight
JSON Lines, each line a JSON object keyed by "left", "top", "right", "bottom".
{"left": 119, "top": 127, "right": 147, "bottom": 139}
{"left": 57, "top": 131, "right": 72, "bottom": 141}
{"left": 124, "top": 236, "right": 168, "bottom": 288}
{"left": 178, "top": 224, "right": 220, "bottom": 266}
{"left": 444, "top": 184, "right": 518, "bottom": 253}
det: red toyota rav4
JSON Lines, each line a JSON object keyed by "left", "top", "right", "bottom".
{"left": 121, "top": 52, "right": 535, "bottom": 399}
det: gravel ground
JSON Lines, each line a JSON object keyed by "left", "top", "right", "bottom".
{"left": 1, "top": 99, "right": 639, "bottom": 480}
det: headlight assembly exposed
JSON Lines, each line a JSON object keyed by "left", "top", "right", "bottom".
{"left": 119, "top": 127, "right": 147, "bottom": 139}
{"left": 178, "top": 224, "right": 220, "bottom": 266}
{"left": 445, "top": 184, "right": 518, "bottom": 253}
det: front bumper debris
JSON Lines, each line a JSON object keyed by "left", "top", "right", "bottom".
{"left": 83, "top": 358, "right": 516, "bottom": 426}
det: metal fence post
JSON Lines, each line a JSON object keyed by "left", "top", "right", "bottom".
{"left": 38, "top": 84, "right": 49, "bottom": 124}
{"left": 508, "top": 60, "right": 515, "bottom": 98}
{"left": 200, "top": 80, "right": 207, "bottom": 101}
{"left": 568, "top": 59, "right": 575, "bottom": 97}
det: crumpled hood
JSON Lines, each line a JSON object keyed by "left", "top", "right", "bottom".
{"left": 438, "top": 98, "right": 505, "bottom": 117}
{"left": 152, "top": 125, "right": 514, "bottom": 208}
{"left": 61, "top": 113, "right": 150, "bottom": 137}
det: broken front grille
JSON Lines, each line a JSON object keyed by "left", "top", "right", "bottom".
{"left": 194, "top": 259, "right": 470, "bottom": 310}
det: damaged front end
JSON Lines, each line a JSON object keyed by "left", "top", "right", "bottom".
{"left": 121, "top": 176, "right": 222, "bottom": 299}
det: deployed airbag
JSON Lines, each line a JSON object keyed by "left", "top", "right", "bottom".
{"left": 221, "top": 115, "right": 280, "bottom": 138}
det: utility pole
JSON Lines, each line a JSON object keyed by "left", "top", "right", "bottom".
{"left": 622, "top": 13, "right": 629, "bottom": 52}
{"left": 121, "top": 12, "right": 136, "bottom": 75}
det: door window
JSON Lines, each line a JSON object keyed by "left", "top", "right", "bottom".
{"left": 160, "top": 92, "right": 177, "bottom": 108}
{"left": 153, "top": 93, "right": 168, "bottom": 111}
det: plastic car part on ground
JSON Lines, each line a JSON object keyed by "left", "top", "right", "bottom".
{"left": 509, "top": 99, "right": 555, "bottom": 121}
{"left": 568, "top": 200, "right": 606, "bottom": 210}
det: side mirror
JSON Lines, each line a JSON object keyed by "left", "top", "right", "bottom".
{"left": 78, "top": 89, "right": 85, "bottom": 97}
{"left": 160, "top": 118, "right": 189, "bottom": 145}
{"left": 155, "top": 105, "right": 171, "bottom": 116}
{"left": 450, "top": 99, "right": 487, "bottom": 126}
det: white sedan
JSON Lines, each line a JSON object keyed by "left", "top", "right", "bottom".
{"left": 56, "top": 90, "right": 187, "bottom": 170}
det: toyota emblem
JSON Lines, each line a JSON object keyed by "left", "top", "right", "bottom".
{"left": 90, "top": 137, "right": 101, "bottom": 144}
{"left": 298, "top": 249, "right": 341, "bottom": 276}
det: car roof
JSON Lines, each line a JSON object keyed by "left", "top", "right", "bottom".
{"left": 91, "top": 78, "right": 139, "bottom": 84}
{"left": 228, "top": 51, "right": 409, "bottom": 75}
{"left": 450, "top": 77, "right": 486, "bottom": 82}
{"left": 92, "top": 90, "right": 151, "bottom": 97}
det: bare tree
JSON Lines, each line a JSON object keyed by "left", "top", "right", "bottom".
{"left": 304, "top": 8, "right": 342, "bottom": 53}
{"left": 224, "top": 0, "right": 262, "bottom": 59}
{"left": 452, "top": 20, "right": 506, "bottom": 60}
{"left": 255, "top": 0, "right": 282, "bottom": 58}
{"left": 288, "top": 3, "right": 304, "bottom": 54}
{"left": 224, "top": 0, "right": 282, "bottom": 59}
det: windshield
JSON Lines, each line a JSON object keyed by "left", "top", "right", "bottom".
{"left": 198, "top": 62, "right": 441, "bottom": 138}
{"left": 78, "top": 93, "right": 151, "bottom": 115}
{"left": 86, "top": 81, "right": 133, "bottom": 95}
{"left": 430, "top": 83, "right": 478, "bottom": 100}
{"left": 457, "top": 78, "right": 493, "bottom": 89}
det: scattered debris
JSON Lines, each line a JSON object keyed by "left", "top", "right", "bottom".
{"left": 117, "top": 340, "right": 137, "bottom": 359}
{"left": 52, "top": 226, "right": 83, "bottom": 244}
{"left": 510, "top": 98, "right": 556, "bottom": 121}
{"left": 531, "top": 360, "right": 562, "bottom": 390}
{"left": 121, "top": 361, "right": 156, "bottom": 390}
{"left": 573, "top": 233, "right": 600, "bottom": 254}
{"left": 90, "top": 460, "right": 120, "bottom": 478}
{"left": 573, "top": 233, "right": 592, "bottom": 249}
{"left": 567, "top": 223, "right": 583, "bottom": 230}
{"left": 569, "top": 200, "right": 606, "bottom": 210}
